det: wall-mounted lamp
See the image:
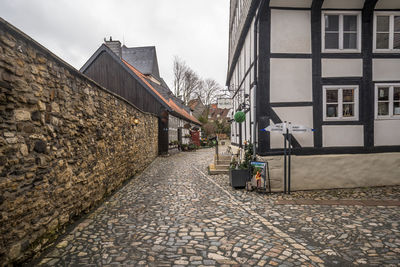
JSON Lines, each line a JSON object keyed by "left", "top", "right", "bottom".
{"left": 133, "top": 118, "right": 140, "bottom": 126}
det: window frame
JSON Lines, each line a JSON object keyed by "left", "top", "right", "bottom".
{"left": 323, "top": 85, "right": 359, "bottom": 121}
{"left": 373, "top": 12, "right": 400, "bottom": 52}
{"left": 375, "top": 83, "right": 400, "bottom": 120}
{"left": 321, "top": 11, "right": 362, "bottom": 53}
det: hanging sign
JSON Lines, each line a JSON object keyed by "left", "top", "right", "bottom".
{"left": 217, "top": 98, "right": 233, "bottom": 109}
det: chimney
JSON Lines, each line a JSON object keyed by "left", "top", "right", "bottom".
{"left": 104, "top": 36, "right": 122, "bottom": 58}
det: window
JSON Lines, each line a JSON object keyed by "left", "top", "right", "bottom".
{"left": 374, "top": 12, "right": 400, "bottom": 51}
{"left": 323, "top": 86, "right": 359, "bottom": 121}
{"left": 375, "top": 84, "right": 400, "bottom": 119}
{"left": 322, "top": 12, "right": 361, "bottom": 52}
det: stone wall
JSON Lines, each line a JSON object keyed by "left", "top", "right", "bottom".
{"left": 0, "top": 19, "right": 158, "bottom": 264}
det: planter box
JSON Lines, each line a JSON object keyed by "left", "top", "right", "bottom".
{"left": 229, "top": 169, "right": 249, "bottom": 188}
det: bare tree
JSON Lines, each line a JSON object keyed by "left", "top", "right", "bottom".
{"left": 182, "top": 68, "right": 202, "bottom": 105}
{"left": 173, "top": 56, "right": 187, "bottom": 98}
{"left": 202, "top": 78, "right": 223, "bottom": 106}
{"left": 173, "top": 56, "right": 225, "bottom": 106}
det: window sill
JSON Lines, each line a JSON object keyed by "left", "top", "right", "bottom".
{"left": 323, "top": 118, "right": 359, "bottom": 122}
{"left": 322, "top": 120, "right": 363, "bottom": 125}
{"left": 322, "top": 49, "right": 361, "bottom": 53}
{"left": 373, "top": 49, "right": 400, "bottom": 53}
{"left": 375, "top": 116, "right": 400, "bottom": 120}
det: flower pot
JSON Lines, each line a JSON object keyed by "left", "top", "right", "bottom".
{"left": 229, "top": 169, "right": 249, "bottom": 189}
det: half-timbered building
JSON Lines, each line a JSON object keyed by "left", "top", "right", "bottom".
{"left": 227, "top": 0, "right": 400, "bottom": 190}
{"left": 228, "top": 0, "right": 400, "bottom": 155}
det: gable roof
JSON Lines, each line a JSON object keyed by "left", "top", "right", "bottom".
{"left": 123, "top": 60, "right": 201, "bottom": 125}
{"left": 80, "top": 44, "right": 171, "bottom": 111}
{"left": 188, "top": 98, "right": 204, "bottom": 110}
{"left": 80, "top": 44, "right": 200, "bottom": 125}
{"left": 122, "top": 46, "right": 160, "bottom": 78}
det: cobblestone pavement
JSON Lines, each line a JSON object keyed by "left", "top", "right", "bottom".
{"left": 37, "top": 148, "right": 400, "bottom": 266}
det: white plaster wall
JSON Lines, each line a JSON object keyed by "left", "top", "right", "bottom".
{"left": 321, "top": 59, "right": 363, "bottom": 77}
{"left": 322, "top": 125, "right": 364, "bottom": 147}
{"left": 231, "top": 123, "right": 235, "bottom": 143}
{"left": 322, "top": 0, "right": 365, "bottom": 9}
{"left": 269, "top": 119, "right": 284, "bottom": 149}
{"left": 270, "top": 106, "right": 314, "bottom": 148}
{"left": 251, "top": 83, "right": 256, "bottom": 144}
{"left": 374, "top": 120, "right": 400, "bottom": 146}
{"left": 260, "top": 153, "right": 400, "bottom": 191}
{"left": 183, "top": 128, "right": 191, "bottom": 145}
{"left": 270, "top": 58, "right": 313, "bottom": 102}
{"left": 373, "top": 59, "right": 400, "bottom": 81}
{"left": 242, "top": 120, "right": 246, "bottom": 144}
{"left": 375, "top": 0, "right": 400, "bottom": 9}
{"left": 269, "top": 0, "right": 313, "bottom": 8}
{"left": 246, "top": 112, "right": 251, "bottom": 141}
{"left": 271, "top": 10, "right": 311, "bottom": 53}
{"left": 250, "top": 17, "right": 255, "bottom": 64}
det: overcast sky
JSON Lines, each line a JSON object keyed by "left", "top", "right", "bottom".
{"left": 0, "top": 0, "right": 229, "bottom": 88}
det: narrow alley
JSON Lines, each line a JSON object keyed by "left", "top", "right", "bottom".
{"left": 36, "top": 148, "right": 400, "bottom": 266}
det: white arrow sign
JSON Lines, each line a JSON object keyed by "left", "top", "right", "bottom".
{"left": 261, "top": 123, "right": 286, "bottom": 133}
{"left": 262, "top": 122, "right": 314, "bottom": 134}
{"left": 289, "top": 124, "right": 315, "bottom": 133}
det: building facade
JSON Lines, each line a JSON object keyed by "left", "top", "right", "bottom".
{"left": 188, "top": 98, "right": 207, "bottom": 119}
{"left": 227, "top": 0, "right": 400, "bottom": 156}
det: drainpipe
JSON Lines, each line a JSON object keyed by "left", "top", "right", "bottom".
{"left": 252, "top": 0, "right": 264, "bottom": 159}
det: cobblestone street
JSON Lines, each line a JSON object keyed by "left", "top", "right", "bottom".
{"left": 37, "top": 148, "right": 400, "bottom": 266}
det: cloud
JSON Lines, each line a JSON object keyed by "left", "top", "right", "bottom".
{"left": 0, "top": 0, "right": 229, "bottom": 88}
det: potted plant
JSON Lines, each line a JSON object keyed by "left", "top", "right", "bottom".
{"left": 188, "top": 143, "right": 198, "bottom": 151}
{"left": 181, "top": 144, "right": 188, "bottom": 151}
{"left": 229, "top": 161, "right": 250, "bottom": 189}
{"left": 229, "top": 143, "right": 253, "bottom": 189}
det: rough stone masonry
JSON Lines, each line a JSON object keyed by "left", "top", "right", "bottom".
{"left": 0, "top": 18, "right": 158, "bottom": 265}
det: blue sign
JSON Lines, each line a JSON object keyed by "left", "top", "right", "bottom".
{"left": 250, "top": 161, "right": 266, "bottom": 168}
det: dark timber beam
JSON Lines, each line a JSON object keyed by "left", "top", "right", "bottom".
{"left": 256, "top": 0, "right": 304, "bottom": 154}
{"left": 362, "top": 0, "right": 379, "bottom": 149}
{"left": 269, "top": 109, "right": 302, "bottom": 148}
{"left": 311, "top": 0, "right": 324, "bottom": 148}
{"left": 257, "top": 0, "right": 271, "bottom": 155}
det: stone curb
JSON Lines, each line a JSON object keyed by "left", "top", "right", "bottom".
{"left": 275, "top": 199, "right": 400, "bottom": 206}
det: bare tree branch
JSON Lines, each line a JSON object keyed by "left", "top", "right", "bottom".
{"left": 182, "top": 68, "right": 202, "bottom": 105}
{"left": 202, "top": 78, "right": 223, "bottom": 106}
{"left": 173, "top": 56, "right": 187, "bottom": 98}
{"left": 173, "top": 56, "right": 225, "bottom": 106}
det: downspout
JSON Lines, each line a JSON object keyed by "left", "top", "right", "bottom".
{"left": 252, "top": 0, "right": 264, "bottom": 159}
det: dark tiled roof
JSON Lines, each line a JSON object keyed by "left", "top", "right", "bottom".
{"left": 122, "top": 46, "right": 160, "bottom": 78}
{"left": 81, "top": 43, "right": 200, "bottom": 125}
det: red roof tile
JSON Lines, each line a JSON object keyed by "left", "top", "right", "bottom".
{"left": 122, "top": 59, "right": 200, "bottom": 125}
